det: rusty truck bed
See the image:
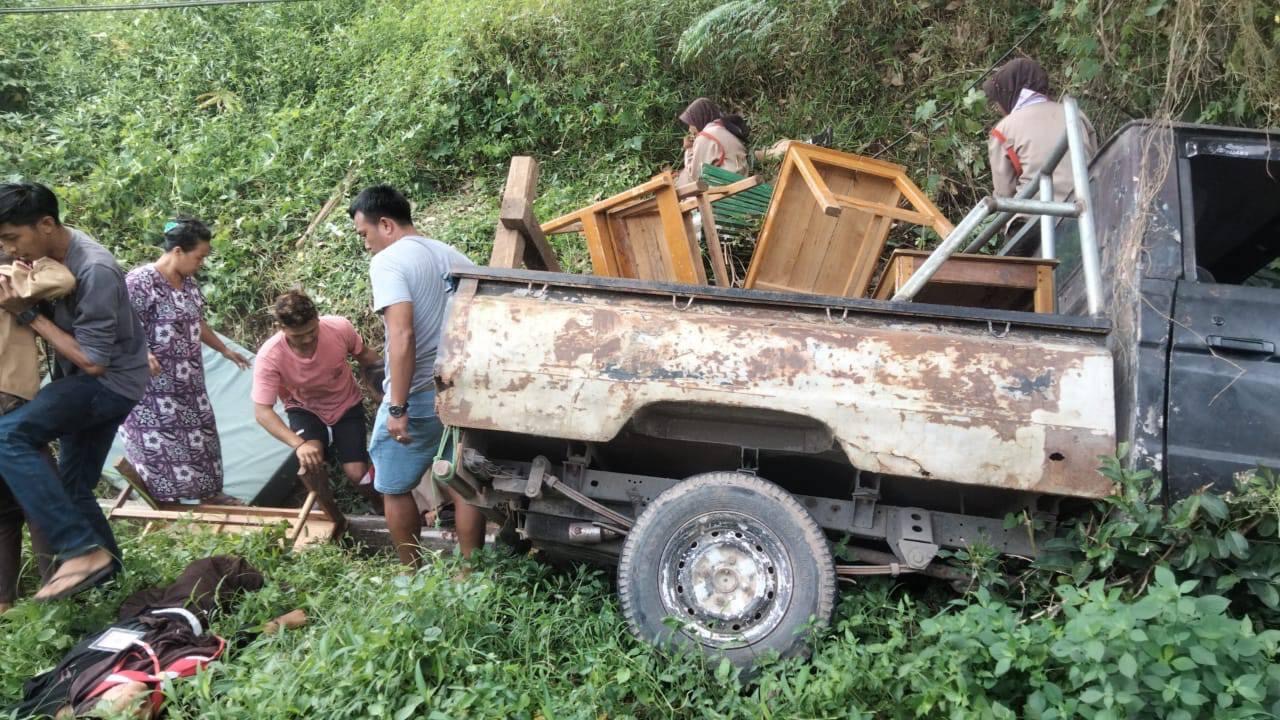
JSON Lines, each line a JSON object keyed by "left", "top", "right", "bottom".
{"left": 436, "top": 268, "right": 1118, "bottom": 499}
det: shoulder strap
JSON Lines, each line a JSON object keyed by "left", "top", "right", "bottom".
{"left": 697, "top": 129, "right": 727, "bottom": 167}
{"left": 989, "top": 128, "right": 1023, "bottom": 179}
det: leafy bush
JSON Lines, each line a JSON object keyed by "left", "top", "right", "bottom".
{"left": 1035, "top": 459, "right": 1280, "bottom": 624}
{"left": 895, "top": 574, "right": 1280, "bottom": 719}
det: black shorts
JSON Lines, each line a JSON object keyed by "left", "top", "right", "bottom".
{"left": 286, "top": 403, "right": 370, "bottom": 466}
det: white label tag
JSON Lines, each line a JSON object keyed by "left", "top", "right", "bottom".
{"left": 89, "top": 628, "right": 145, "bottom": 653}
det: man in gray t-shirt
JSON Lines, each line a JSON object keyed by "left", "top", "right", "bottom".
{"left": 0, "top": 182, "right": 149, "bottom": 602}
{"left": 350, "top": 184, "right": 485, "bottom": 568}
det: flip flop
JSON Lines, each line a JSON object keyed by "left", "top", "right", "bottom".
{"left": 35, "top": 561, "right": 118, "bottom": 603}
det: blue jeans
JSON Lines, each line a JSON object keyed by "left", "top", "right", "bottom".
{"left": 0, "top": 374, "right": 136, "bottom": 564}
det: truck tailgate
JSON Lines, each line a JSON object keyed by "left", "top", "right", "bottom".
{"left": 437, "top": 269, "right": 1118, "bottom": 499}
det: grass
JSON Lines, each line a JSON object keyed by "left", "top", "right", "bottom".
{"left": 0, "top": 525, "right": 935, "bottom": 719}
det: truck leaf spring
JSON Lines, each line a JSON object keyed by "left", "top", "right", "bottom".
{"left": 543, "top": 473, "right": 635, "bottom": 530}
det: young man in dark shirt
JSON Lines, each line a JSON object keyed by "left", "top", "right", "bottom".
{"left": 0, "top": 182, "right": 150, "bottom": 601}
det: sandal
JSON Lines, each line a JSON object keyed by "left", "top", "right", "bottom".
{"left": 34, "top": 559, "right": 117, "bottom": 602}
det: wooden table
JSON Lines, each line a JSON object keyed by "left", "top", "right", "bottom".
{"left": 872, "top": 249, "right": 1058, "bottom": 313}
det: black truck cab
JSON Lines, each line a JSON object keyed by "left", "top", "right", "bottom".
{"left": 1057, "top": 122, "right": 1280, "bottom": 500}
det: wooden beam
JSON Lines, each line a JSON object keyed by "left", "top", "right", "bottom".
{"left": 501, "top": 205, "right": 562, "bottom": 272}
{"left": 831, "top": 194, "right": 936, "bottom": 226}
{"left": 576, "top": 179, "right": 709, "bottom": 222}
{"left": 704, "top": 175, "right": 763, "bottom": 200}
{"left": 654, "top": 180, "right": 704, "bottom": 284}
{"left": 540, "top": 175, "right": 673, "bottom": 235}
{"left": 892, "top": 175, "right": 956, "bottom": 238}
{"left": 499, "top": 156, "right": 539, "bottom": 221}
{"left": 492, "top": 156, "right": 561, "bottom": 271}
{"left": 580, "top": 211, "right": 621, "bottom": 277}
{"left": 545, "top": 220, "right": 583, "bottom": 235}
{"left": 792, "top": 152, "right": 842, "bottom": 217}
{"left": 699, "top": 194, "right": 730, "bottom": 287}
{"left": 744, "top": 161, "right": 796, "bottom": 289}
{"left": 800, "top": 143, "right": 908, "bottom": 175}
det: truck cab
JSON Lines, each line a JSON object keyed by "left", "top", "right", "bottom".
{"left": 1056, "top": 122, "right": 1280, "bottom": 500}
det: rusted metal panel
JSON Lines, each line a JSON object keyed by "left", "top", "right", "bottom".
{"left": 437, "top": 278, "right": 1117, "bottom": 499}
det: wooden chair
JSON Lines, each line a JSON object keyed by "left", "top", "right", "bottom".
{"left": 542, "top": 173, "right": 725, "bottom": 285}
{"left": 744, "top": 143, "right": 954, "bottom": 298}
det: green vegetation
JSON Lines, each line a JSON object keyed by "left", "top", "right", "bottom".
{"left": 2, "top": 464, "right": 1280, "bottom": 718}
{"left": 3, "top": 1, "right": 1280, "bottom": 717}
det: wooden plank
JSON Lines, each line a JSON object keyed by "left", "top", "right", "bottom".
{"left": 808, "top": 163, "right": 900, "bottom": 297}
{"left": 108, "top": 508, "right": 304, "bottom": 526}
{"left": 498, "top": 156, "right": 539, "bottom": 222}
{"left": 603, "top": 180, "right": 709, "bottom": 220}
{"left": 831, "top": 194, "right": 935, "bottom": 226}
{"left": 842, "top": 214, "right": 894, "bottom": 296}
{"left": 501, "top": 204, "right": 562, "bottom": 272}
{"left": 491, "top": 156, "right": 561, "bottom": 272}
{"left": 490, "top": 225, "right": 523, "bottom": 268}
{"left": 705, "top": 176, "right": 762, "bottom": 200}
{"left": 744, "top": 160, "right": 798, "bottom": 289}
{"left": 490, "top": 157, "right": 538, "bottom": 268}
{"left": 581, "top": 211, "right": 621, "bottom": 277}
{"left": 792, "top": 152, "right": 842, "bottom": 217}
{"left": 1034, "top": 265, "right": 1056, "bottom": 314}
{"left": 893, "top": 174, "right": 956, "bottom": 239}
{"left": 106, "top": 485, "right": 132, "bottom": 518}
{"left": 547, "top": 220, "right": 583, "bottom": 236}
{"left": 698, "top": 194, "right": 730, "bottom": 287}
{"left": 654, "top": 180, "right": 704, "bottom": 284}
{"left": 608, "top": 211, "right": 656, "bottom": 279}
{"left": 928, "top": 261, "right": 1039, "bottom": 289}
{"left": 540, "top": 175, "right": 671, "bottom": 234}
{"left": 800, "top": 143, "right": 908, "bottom": 175}
{"left": 542, "top": 209, "right": 588, "bottom": 235}
{"left": 752, "top": 279, "right": 798, "bottom": 292}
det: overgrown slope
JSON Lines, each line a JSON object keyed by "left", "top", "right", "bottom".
{"left": 3, "top": 0, "right": 1275, "bottom": 342}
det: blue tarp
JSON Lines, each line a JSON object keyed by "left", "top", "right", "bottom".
{"left": 102, "top": 334, "right": 294, "bottom": 503}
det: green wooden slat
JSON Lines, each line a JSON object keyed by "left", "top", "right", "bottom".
{"left": 701, "top": 164, "right": 773, "bottom": 228}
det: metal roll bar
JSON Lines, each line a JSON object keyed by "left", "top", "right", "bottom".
{"left": 895, "top": 96, "right": 1102, "bottom": 316}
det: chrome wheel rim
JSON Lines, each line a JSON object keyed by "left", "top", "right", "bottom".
{"left": 657, "top": 511, "right": 793, "bottom": 647}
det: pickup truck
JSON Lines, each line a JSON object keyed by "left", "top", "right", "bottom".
{"left": 433, "top": 120, "right": 1280, "bottom": 666}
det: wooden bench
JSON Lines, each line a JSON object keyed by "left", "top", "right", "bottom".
{"left": 872, "top": 249, "right": 1058, "bottom": 313}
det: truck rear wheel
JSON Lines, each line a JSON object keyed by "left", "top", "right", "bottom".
{"left": 617, "top": 472, "right": 836, "bottom": 667}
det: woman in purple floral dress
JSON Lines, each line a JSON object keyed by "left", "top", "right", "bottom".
{"left": 122, "top": 218, "right": 250, "bottom": 504}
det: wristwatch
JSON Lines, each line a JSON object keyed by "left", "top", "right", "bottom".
{"left": 14, "top": 307, "right": 38, "bottom": 327}
{"left": 387, "top": 402, "right": 409, "bottom": 418}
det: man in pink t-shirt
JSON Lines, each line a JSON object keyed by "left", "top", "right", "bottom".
{"left": 252, "top": 290, "right": 382, "bottom": 527}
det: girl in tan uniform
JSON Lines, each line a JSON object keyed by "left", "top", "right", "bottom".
{"left": 983, "top": 58, "right": 1097, "bottom": 255}
{"left": 676, "top": 97, "right": 750, "bottom": 185}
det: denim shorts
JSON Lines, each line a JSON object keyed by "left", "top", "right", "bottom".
{"left": 368, "top": 389, "right": 444, "bottom": 495}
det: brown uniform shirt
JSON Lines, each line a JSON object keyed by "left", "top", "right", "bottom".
{"left": 988, "top": 100, "right": 1097, "bottom": 202}
{"left": 677, "top": 121, "right": 748, "bottom": 185}
{"left": 0, "top": 258, "right": 77, "bottom": 401}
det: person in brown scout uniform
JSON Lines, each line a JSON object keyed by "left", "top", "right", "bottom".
{"left": 983, "top": 57, "right": 1097, "bottom": 255}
